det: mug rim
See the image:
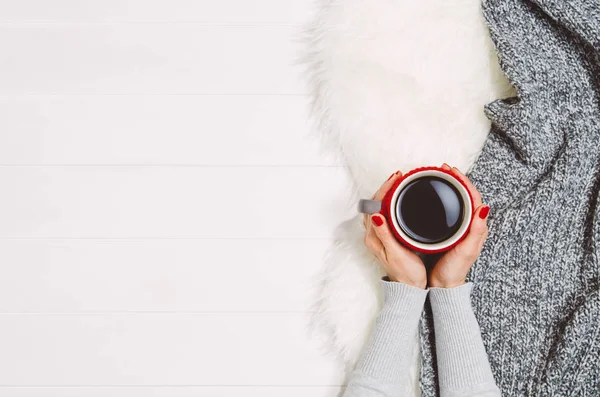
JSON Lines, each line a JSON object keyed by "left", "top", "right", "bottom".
{"left": 382, "top": 166, "right": 474, "bottom": 253}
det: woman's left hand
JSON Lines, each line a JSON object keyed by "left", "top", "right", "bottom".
{"left": 363, "top": 171, "right": 428, "bottom": 289}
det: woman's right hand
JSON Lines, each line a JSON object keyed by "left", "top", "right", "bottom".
{"left": 363, "top": 171, "right": 428, "bottom": 289}
{"left": 428, "top": 163, "right": 490, "bottom": 288}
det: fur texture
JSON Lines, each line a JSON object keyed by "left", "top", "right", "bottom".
{"left": 300, "top": 0, "right": 514, "bottom": 395}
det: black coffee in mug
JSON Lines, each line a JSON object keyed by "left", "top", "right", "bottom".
{"left": 396, "top": 176, "right": 464, "bottom": 244}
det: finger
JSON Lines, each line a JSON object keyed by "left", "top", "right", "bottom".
{"left": 442, "top": 163, "right": 482, "bottom": 209}
{"left": 364, "top": 218, "right": 385, "bottom": 257}
{"left": 364, "top": 211, "right": 374, "bottom": 235}
{"left": 370, "top": 213, "right": 404, "bottom": 259}
{"left": 454, "top": 204, "right": 490, "bottom": 261}
{"left": 372, "top": 170, "right": 403, "bottom": 201}
{"left": 477, "top": 224, "right": 489, "bottom": 253}
{"left": 451, "top": 166, "right": 482, "bottom": 209}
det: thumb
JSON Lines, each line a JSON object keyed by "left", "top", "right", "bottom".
{"left": 370, "top": 213, "right": 400, "bottom": 252}
{"left": 456, "top": 204, "right": 490, "bottom": 260}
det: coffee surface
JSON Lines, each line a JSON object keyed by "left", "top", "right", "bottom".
{"left": 395, "top": 176, "right": 464, "bottom": 244}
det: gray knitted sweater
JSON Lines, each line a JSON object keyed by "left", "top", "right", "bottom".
{"left": 418, "top": 0, "right": 600, "bottom": 396}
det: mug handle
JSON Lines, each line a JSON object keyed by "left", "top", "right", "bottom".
{"left": 358, "top": 199, "right": 382, "bottom": 214}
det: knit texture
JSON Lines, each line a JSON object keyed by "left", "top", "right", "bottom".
{"left": 419, "top": 1, "right": 600, "bottom": 396}
{"left": 344, "top": 281, "right": 500, "bottom": 397}
{"left": 349, "top": 279, "right": 429, "bottom": 395}
{"left": 429, "top": 283, "right": 501, "bottom": 397}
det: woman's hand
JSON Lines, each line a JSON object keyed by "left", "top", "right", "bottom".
{"left": 363, "top": 171, "right": 428, "bottom": 289}
{"left": 428, "top": 163, "right": 490, "bottom": 288}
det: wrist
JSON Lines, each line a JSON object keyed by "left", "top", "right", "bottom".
{"left": 386, "top": 274, "right": 427, "bottom": 290}
{"left": 380, "top": 277, "right": 429, "bottom": 309}
{"left": 428, "top": 282, "right": 474, "bottom": 318}
{"left": 428, "top": 277, "right": 466, "bottom": 289}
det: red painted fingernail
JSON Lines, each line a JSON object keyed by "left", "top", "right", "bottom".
{"left": 479, "top": 205, "right": 490, "bottom": 219}
{"left": 387, "top": 171, "right": 401, "bottom": 180}
{"left": 371, "top": 215, "right": 384, "bottom": 226}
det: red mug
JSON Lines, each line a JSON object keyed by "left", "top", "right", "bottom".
{"left": 358, "top": 166, "right": 475, "bottom": 254}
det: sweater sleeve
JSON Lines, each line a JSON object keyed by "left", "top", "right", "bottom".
{"left": 342, "top": 278, "right": 428, "bottom": 397}
{"left": 428, "top": 282, "right": 501, "bottom": 397}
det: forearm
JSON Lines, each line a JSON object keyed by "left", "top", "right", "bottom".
{"left": 429, "top": 282, "right": 501, "bottom": 397}
{"left": 342, "top": 278, "right": 428, "bottom": 397}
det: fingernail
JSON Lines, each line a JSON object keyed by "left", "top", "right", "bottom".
{"left": 371, "top": 215, "right": 384, "bottom": 226}
{"left": 442, "top": 163, "right": 450, "bottom": 169}
{"left": 479, "top": 205, "right": 490, "bottom": 219}
{"left": 387, "top": 172, "right": 395, "bottom": 181}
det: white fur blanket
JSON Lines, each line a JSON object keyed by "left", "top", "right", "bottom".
{"left": 301, "top": 0, "right": 514, "bottom": 395}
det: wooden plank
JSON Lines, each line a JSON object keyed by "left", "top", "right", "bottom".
{"left": 0, "top": 313, "right": 344, "bottom": 386}
{"left": 0, "top": 387, "right": 344, "bottom": 397}
{"left": 0, "top": 95, "right": 336, "bottom": 166}
{"left": 0, "top": 25, "right": 304, "bottom": 95}
{"left": 0, "top": 166, "right": 352, "bottom": 238}
{"left": 0, "top": 239, "right": 331, "bottom": 312}
{"left": 0, "top": 0, "right": 311, "bottom": 24}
